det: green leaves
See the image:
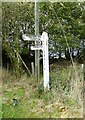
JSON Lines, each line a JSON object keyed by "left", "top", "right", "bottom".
{"left": 2, "top": 2, "right": 85, "bottom": 63}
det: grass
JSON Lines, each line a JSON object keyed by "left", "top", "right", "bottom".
{"left": 2, "top": 62, "right": 83, "bottom": 118}
{"left": 0, "top": 68, "right": 2, "bottom": 119}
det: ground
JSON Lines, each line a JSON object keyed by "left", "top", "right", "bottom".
{"left": 1, "top": 61, "right": 84, "bottom": 118}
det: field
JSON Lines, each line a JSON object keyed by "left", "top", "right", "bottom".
{"left": 2, "top": 61, "right": 83, "bottom": 118}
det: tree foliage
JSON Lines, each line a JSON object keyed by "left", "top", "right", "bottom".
{"left": 2, "top": 2, "right": 85, "bottom": 73}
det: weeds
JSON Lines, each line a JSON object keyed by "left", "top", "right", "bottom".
{"left": 2, "top": 63, "right": 83, "bottom": 118}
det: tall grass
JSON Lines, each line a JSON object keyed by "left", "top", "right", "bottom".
{"left": 0, "top": 68, "right": 2, "bottom": 119}
{"left": 2, "top": 62, "right": 83, "bottom": 118}
{"left": 50, "top": 62, "right": 83, "bottom": 101}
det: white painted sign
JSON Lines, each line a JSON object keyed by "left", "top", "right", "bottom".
{"left": 22, "top": 32, "right": 49, "bottom": 91}
{"left": 31, "top": 46, "right": 43, "bottom": 50}
{"left": 22, "top": 34, "right": 41, "bottom": 41}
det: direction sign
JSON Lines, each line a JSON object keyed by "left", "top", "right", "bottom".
{"left": 31, "top": 46, "right": 43, "bottom": 50}
{"left": 22, "top": 34, "right": 41, "bottom": 41}
{"left": 22, "top": 31, "right": 49, "bottom": 91}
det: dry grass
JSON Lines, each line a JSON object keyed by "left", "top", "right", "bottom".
{"left": 0, "top": 68, "right": 2, "bottom": 119}
{"left": 2, "top": 63, "right": 84, "bottom": 118}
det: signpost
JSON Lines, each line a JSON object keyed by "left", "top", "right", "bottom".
{"left": 22, "top": 31, "right": 49, "bottom": 91}
{"left": 41, "top": 32, "right": 49, "bottom": 90}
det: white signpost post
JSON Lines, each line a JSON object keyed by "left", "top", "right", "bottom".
{"left": 41, "top": 32, "right": 49, "bottom": 90}
{"left": 22, "top": 31, "right": 49, "bottom": 91}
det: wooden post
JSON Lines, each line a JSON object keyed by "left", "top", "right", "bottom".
{"left": 31, "top": 32, "right": 49, "bottom": 91}
{"left": 31, "top": 62, "right": 34, "bottom": 75}
{"left": 41, "top": 32, "right": 49, "bottom": 91}
{"left": 83, "top": 64, "right": 85, "bottom": 81}
{"left": 35, "top": 0, "right": 40, "bottom": 81}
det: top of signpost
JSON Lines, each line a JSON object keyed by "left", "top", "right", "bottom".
{"left": 41, "top": 32, "right": 48, "bottom": 41}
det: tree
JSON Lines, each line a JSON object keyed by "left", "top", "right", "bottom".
{"left": 39, "top": 2, "right": 85, "bottom": 61}
{"left": 2, "top": 2, "right": 34, "bottom": 75}
{"left": 2, "top": 2, "right": 85, "bottom": 75}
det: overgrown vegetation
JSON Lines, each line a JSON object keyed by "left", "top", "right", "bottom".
{"left": 2, "top": 2, "right": 85, "bottom": 75}
{"left": 2, "top": 62, "right": 83, "bottom": 118}
{"left": 1, "top": 2, "right": 84, "bottom": 118}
